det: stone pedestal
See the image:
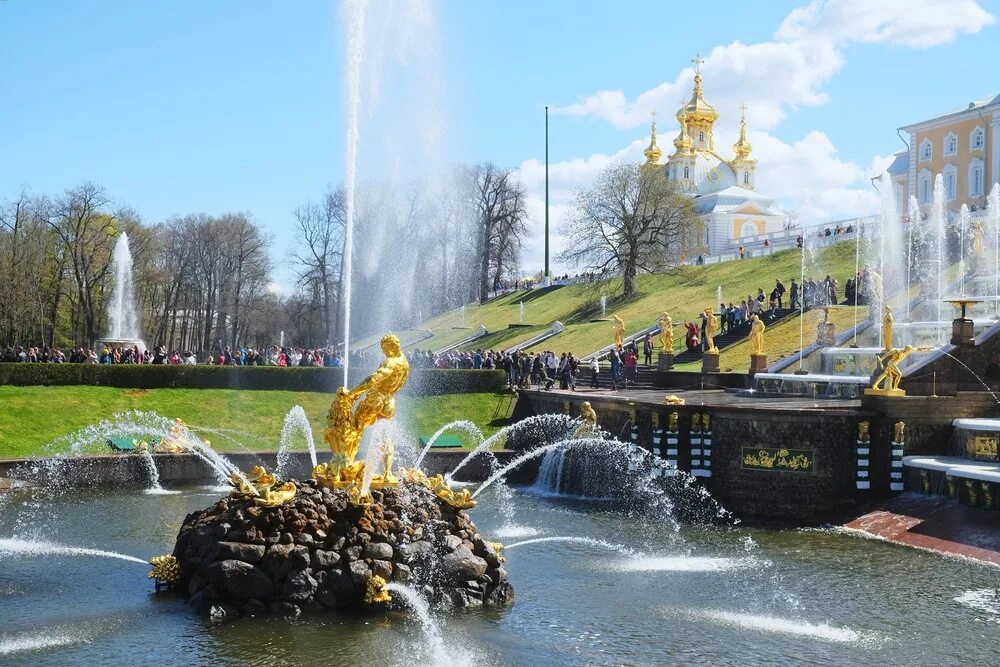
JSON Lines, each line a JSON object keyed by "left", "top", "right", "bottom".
{"left": 951, "top": 317, "right": 975, "bottom": 347}
{"left": 863, "top": 387, "right": 905, "bottom": 398}
{"left": 657, "top": 351, "right": 675, "bottom": 371}
{"left": 816, "top": 321, "right": 836, "bottom": 346}
{"left": 702, "top": 350, "right": 720, "bottom": 374}
{"left": 749, "top": 353, "right": 768, "bottom": 375}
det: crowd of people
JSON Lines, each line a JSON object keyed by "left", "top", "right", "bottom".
{"left": 0, "top": 343, "right": 355, "bottom": 367}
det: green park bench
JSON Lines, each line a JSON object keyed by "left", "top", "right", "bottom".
{"left": 418, "top": 434, "right": 465, "bottom": 449}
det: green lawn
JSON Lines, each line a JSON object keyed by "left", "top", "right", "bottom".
{"left": 377, "top": 241, "right": 861, "bottom": 356}
{"left": 0, "top": 386, "right": 513, "bottom": 459}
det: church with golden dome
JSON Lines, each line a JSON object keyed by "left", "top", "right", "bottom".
{"left": 643, "top": 60, "right": 786, "bottom": 255}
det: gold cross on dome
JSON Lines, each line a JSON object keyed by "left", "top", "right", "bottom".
{"left": 739, "top": 102, "right": 748, "bottom": 118}
{"left": 692, "top": 53, "right": 704, "bottom": 73}
{"left": 651, "top": 109, "right": 657, "bottom": 121}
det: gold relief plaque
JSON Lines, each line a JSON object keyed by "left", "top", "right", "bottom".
{"left": 970, "top": 434, "right": 999, "bottom": 460}
{"left": 742, "top": 447, "right": 815, "bottom": 473}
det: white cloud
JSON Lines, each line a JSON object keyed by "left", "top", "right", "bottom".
{"left": 776, "top": 0, "right": 995, "bottom": 48}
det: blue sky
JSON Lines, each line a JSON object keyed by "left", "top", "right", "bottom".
{"left": 1, "top": 0, "right": 998, "bottom": 285}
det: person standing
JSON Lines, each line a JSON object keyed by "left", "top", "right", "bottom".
{"left": 775, "top": 279, "right": 785, "bottom": 309}
{"left": 643, "top": 333, "right": 653, "bottom": 366}
{"left": 609, "top": 348, "right": 621, "bottom": 391}
{"left": 623, "top": 347, "right": 638, "bottom": 389}
{"left": 790, "top": 279, "right": 799, "bottom": 310}
{"left": 590, "top": 356, "right": 600, "bottom": 389}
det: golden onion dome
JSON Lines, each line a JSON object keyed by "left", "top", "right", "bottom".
{"left": 672, "top": 110, "right": 693, "bottom": 153}
{"left": 643, "top": 116, "right": 663, "bottom": 165}
{"left": 733, "top": 108, "right": 752, "bottom": 159}
{"left": 683, "top": 73, "right": 719, "bottom": 124}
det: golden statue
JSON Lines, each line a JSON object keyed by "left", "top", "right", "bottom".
{"left": 974, "top": 222, "right": 985, "bottom": 255}
{"left": 664, "top": 395, "right": 685, "bottom": 405}
{"left": 229, "top": 465, "right": 298, "bottom": 507}
{"left": 702, "top": 413, "right": 711, "bottom": 432}
{"left": 314, "top": 334, "right": 410, "bottom": 492}
{"left": 148, "top": 555, "right": 181, "bottom": 585}
{"left": 668, "top": 411, "right": 679, "bottom": 432}
{"left": 749, "top": 314, "right": 766, "bottom": 355}
{"left": 882, "top": 306, "right": 894, "bottom": 352}
{"left": 893, "top": 421, "right": 906, "bottom": 444}
{"left": 691, "top": 413, "right": 703, "bottom": 433}
{"left": 365, "top": 575, "right": 391, "bottom": 605}
{"left": 869, "top": 345, "right": 915, "bottom": 395}
{"left": 658, "top": 312, "right": 673, "bottom": 351}
{"left": 857, "top": 421, "right": 870, "bottom": 443}
{"left": 703, "top": 308, "right": 719, "bottom": 353}
{"left": 612, "top": 315, "right": 626, "bottom": 349}
{"left": 369, "top": 438, "right": 400, "bottom": 490}
{"left": 575, "top": 401, "right": 598, "bottom": 437}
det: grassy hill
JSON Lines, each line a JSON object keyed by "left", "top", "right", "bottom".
{"left": 387, "top": 241, "right": 863, "bottom": 359}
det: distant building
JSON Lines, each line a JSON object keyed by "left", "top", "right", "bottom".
{"left": 642, "top": 60, "right": 786, "bottom": 255}
{"left": 892, "top": 93, "right": 999, "bottom": 214}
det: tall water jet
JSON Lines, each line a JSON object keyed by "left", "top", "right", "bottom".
{"left": 100, "top": 233, "right": 144, "bottom": 351}
{"left": 907, "top": 195, "right": 921, "bottom": 324}
{"left": 340, "top": 0, "right": 368, "bottom": 388}
{"left": 600, "top": 295, "right": 607, "bottom": 318}
{"left": 877, "top": 171, "right": 904, "bottom": 311}
{"left": 931, "top": 174, "right": 947, "bottom": 344}
{"left": 275, "top": 405, "right": 318, "bottom": 478}
{"left": 959, "top": 203, "right": 970, "bottom": 296}
{"left": 990, "top": 183, "right": 1000, "bottom": 317}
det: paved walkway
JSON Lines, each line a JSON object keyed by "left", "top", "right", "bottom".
{"left": 523, "top": 386, "right": 861, "bottom": 413}
{"left": 844, "top": 494, "right": 1000, "bottom": 567}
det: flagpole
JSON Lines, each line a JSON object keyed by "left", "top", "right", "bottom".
{"left": 544, "top": 105, "right": 550, "bottom": 287}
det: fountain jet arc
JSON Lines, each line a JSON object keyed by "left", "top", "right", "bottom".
{"left": 99, "top": 233, "right": 144, "bottom": 351}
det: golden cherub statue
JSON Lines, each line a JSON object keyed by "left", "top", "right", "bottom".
{"left": 575, "top": 401, "right": 598, "bottom": 437}
{"left": 692, "top": 413, "right": 703, "bottom": 433}
{"left": 869, "top": 345, "right": 915, "bottom": 395}
{"left": 369, "top": 438, "right": 400, "bottom": 490}
{"left": 893, "top": 421, "right": 906, "bottom": 444}
{"left": 749, "top": 313, "right": 766, "bottom": 355}
{"left": 314, "top": 334, "right": 410, "bottom": 491}
{"left": 658, "top": 312, "right": 673, "bottom": 351}
{"left": 702, "top": 413, "right": 711, "bottom": 432}
{"left": 612, "top": 314, "right": 626, "bottom": 349}
{"left": 882, "top": 306, "right": 894, "bottom": 352}
{"left": 858, "top": 420, "right": 870, "bottom": 443}
{"left": 228, "top": 465, "right": 298, "bottom": 507}
{"left": 703, "top": 308, "right": 719, "bottom": 353}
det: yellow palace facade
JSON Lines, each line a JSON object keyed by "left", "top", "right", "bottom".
{"left": 889, "top": 93, "right": 1000, "bottom": 214}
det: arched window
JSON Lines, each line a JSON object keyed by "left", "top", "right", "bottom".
{"left": 683, "top": 166, "right": 690, "bottom": 179}
{"left": 971, "top": 126, "right": 985, "bottom": 151}
{"left": 943, "top": 164, "right": 957, "bottom": 201}
{"left": 740, "top": 221, "right": 759, "bottom": 237}
{"left": 919, "top": 138, "right": 933, "bottom": 162}
{"left": 698, "top": 131, "right": 705, "bottom": 142}
{"left": 919, "top": 169, "right": 932, "bottom": 204}
{"left": 944, "top": 132, "right": 958, "bottom": 156}
{"left": 970, "top": 158, "right": 985, "bottom": 197}
{"left": 743, "top": 171, "right": 750, "bottom": 185}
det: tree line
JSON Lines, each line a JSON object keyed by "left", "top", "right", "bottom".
{"left": 0, "top": 163, "right": 529, "bottom": 351}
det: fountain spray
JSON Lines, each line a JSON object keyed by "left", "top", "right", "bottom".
{"left": 340, "top": 0, "right": 368, "bottom": 388}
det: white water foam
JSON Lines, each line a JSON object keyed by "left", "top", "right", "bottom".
{"left": 0, "top": 538, "right": 147, "bottom": 564}
{"left": 954, "top": 589, "right": 1000, "bottom": 623}
{"left": 493, "top": 525, "right": 540, "bottom": 539}
{"left": 142, "top": 488, "right": 181, "bottom": 496}
{"left": 670, "top": 608, "right": 871, "bottom": 644}
{"left": 0, "top": 631, "right": 87, "bottom": 656}
{"left": 613, "top": 556, "right": 761, "bottom": 573}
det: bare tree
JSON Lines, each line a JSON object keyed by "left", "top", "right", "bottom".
{"left": 291, "top": 188, "right": 345, "bottom": 345}
{"left": 560, "top": 163, "right": 701, "bottom": 299}
{"left": 471, "top": 164, "right": 528, "bottom": 303}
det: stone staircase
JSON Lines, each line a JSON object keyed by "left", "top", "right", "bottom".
{"left": 671, "top": 307, "right": 799, "bottom": 365}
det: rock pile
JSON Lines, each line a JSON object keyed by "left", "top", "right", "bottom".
{"left": 171, "top": 478, "right": 514, "bottom": 618}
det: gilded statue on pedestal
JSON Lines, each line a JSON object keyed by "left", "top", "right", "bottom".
{"left": 612, "top": 315, "right": 626, "bottom": 349}
{"left": 882, "top": 306, "right": 894, "bottom": 352}
{"left": 703, "top": 308, "right": 719, "bottom": 353}
{"left": 893, "top": 421, "right": 906, "bottom": 444}
{"left": 857, "top": 420, "right": 870, "bottom": 443}
{"left": 691, "top": 413, "right": 703, "bottom": 433}
{"left": 870, "top": 345, "right": 914, "bottom": 394}
{"left": 313, "top": 334, "right": 410, "bottom": 493}
{"left": 575, "top": 401, "right": 598, "bottom": 438}
{"left": 749, "top": 314, "right": 766, "bottom": 356}
{"left": 658, "top": 312, "right": 673, "bottom": 351}
{"left": 974, "top": 222, "right": 985, "bottom": 255}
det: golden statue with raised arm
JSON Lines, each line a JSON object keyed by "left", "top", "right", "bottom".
{"left": 749, "top": 313, "right": 766, "bottom": 355}
{"left": 658, "top": 312, "right": 673, "bottom": 351}
{"left": 612, "top": 314, "right": 626, "bottom": 349}
{"left": 869, "top": 345, "right": 914, "bottom": 395}
{"left": 314, "top": 334, "right": 410, "bottom": 491}
{"left": 704, "top": 308, "right": 719, "bottom": 353}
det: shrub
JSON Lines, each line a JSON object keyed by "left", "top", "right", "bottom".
{"left": 0, "top": 364, "right": 506, "bottom": 395}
